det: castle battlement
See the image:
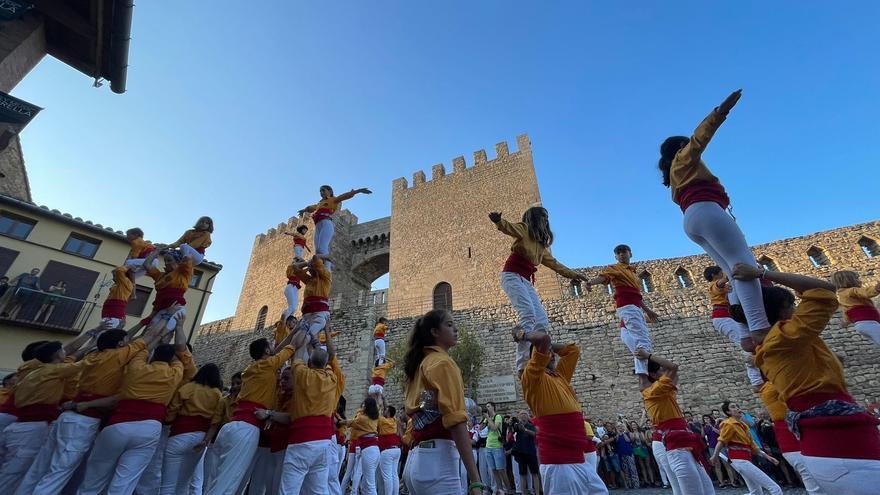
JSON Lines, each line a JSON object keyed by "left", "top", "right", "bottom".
{"left": 392, "top": 133, "right": 531, "bottom": 191}
{"left": 253, "top": 210, "right": 360, "bottom": 245}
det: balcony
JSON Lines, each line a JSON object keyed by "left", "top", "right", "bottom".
{"left": 0, "top": 287, "right": 95, "bottom": 335}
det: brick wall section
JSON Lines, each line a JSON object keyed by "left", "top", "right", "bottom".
{"left": 195, "top": 220, "right": 880, "bottom": 418}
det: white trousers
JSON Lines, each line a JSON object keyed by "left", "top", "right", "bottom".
{"left": 124, "top": 257, "right": 161, "bottom": 280}
{"left": 500, "top": 271, "right": 550, "bottom": 372}
{"left": 854, "top": 320, "right": 880, "bottom": 345}
{"left": 189, "top": 447, "right": 207, "bottom": 495}
{"left": 340, "top": 451, "right": 358, "bottom": 493}
{"left": 584, "top": 451, "right": 599, "bottom": 471}
{"left": 0, "top": 420, "right": 50, "bottom": 493}
{"left": 403, "top": 440, "right": 461, "bottom": 495}
{"left": 712, "top": 317, "right": 763, "bottom": 385}
{"left": 160, "top": 431, "right": 206, "bottom": 495}
{"left": 206, "top": 421, "right": 260, "bottom": 495}
{"left": 781, "top": 451, "right": 825, "bottom": 495}
{"left": 730, "top": 458, "right": 782, "bottom": 495}
{"left": 134, "top": 424, "right": 169, "bottom": 495}
{"left": 359, "top": 445, "right": 380, "bottom": 495}
{"left": 180, "top": 243, "right": 206, "bottom": 266}
{"left": 374, "top": 338, "right": 386, "bottom": 360}
{"left": 314, "top": 219, "right": 334, "bottom": 271}
{"left": 21, "top": 412, "right": 100, "bottom": 495}
{"left": 618, "top": 304, "right": 653, "bottom": 374}
{"left": 539, "top": 462, "right": 608, "bottom": 495}
{"left": 652, "top": 440, "right": 682, "bottom": 495}
{"left": 294, "top": 245, "right": 304, "bottom": 259}
{"left": 379, "top": 447, "right": 401, "bottom": 495}
{"left": 666, "top": 448, "right": 715, "bottom": 495}
{"left": 683, "top": 201, "right": 769, "bottom": 332}
{"left": 279, "top": 439, "right": 329, "bottom": 495}
{"left": 325, "top": 443, "right": 342, "bottom": 495}
{"left": 78, "top": 419, "right": 162, "bottom": 495}
{"left": 0, "top": 412, "right": 16, "bottom": 449}
{"left": 295, "top": 311, "right": 330, "bottom": 363}
{"left": 800, "top": 455, "right": 880, "bottom": 495}
{"left": 283, "top": 283, "right": 299, "bottom": 319}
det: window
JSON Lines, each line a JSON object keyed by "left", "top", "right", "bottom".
{"left": 806, "top": 246, "right": 831, "bottom": 267}
{"left": 0, "top": 246, "right": 19, "bottom": 278}
{"left": 432, "top": 282, "right": 453, "bottom": 311}
{"left": 606, "top": 284, "right": 613, "bottom": 295}
{"left": 0, "top": 211, "right": 36, "bottom": 239}
{"left": 467, "top": 247, "right": 472, "bottom": 258}
{"left": 639, "top": 271, "right": 654, "bottom": 293}
{"left": 190, "top": 270, "right": 204, "bottom": 288}
{"left": 255, "top": 305, "right": 268, "bottom": 331}
{"left": 758, "top": 256, "right": 779, "bottom": 272}
{"left": 675, "top": 267, "right": 694, "bottom": 288}
{"left": 32, "top": 261, "right": 99, "bottom": 328}
{"left": 859, "top": 236, "right": 879, "bottom": 258}
{"left": 570, "top": 282, "right": 582, "bottom": 298}
{"left": 126, "top": 285, "right": 153, "bottom": 316}
{"left": 62, "top": 233, "right": 101, "bottom": 259}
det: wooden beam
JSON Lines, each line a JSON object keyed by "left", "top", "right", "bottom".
{"left": 30, "top": 0, "right": 96, "bottom": 38}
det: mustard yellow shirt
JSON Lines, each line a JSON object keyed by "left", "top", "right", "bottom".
{"left": 309, "top": 196, "right": 343, "bottom": 214}
{"left": 838, "top": 286, "right": 879, "bottom": 312}
{"left": 147, "top": 259, "right": 194, "bottom": 291}
{"left": 107, "top": 266, "right": 134, "bottom": 302}
{"left": 708, "top": 279, "right": 729, "bottom": 307}
{"left": 14, "top": 360, "right": 84, "bottom": 407}
{"left": 494, "top": 219, "right": 580, "bottom": 279}
{"left": 274, "top": 320, "right": 291, "bottom": 347}
{"left": 76, "top": 339, "right": 145, "bottom": 397}
{"left": 287, "top": 356, "right": 345, "bottom": 420}
{"left": 211, "top": 394, "right": 238, "bottom": 425}
{"left": 759, "top": 382, "right": 787, "bottom": 422}
{"left": 172, "top": 229, "right": 212, "bottom": 251}
{"left": 378, "top": 416, "right": 398, "bottom": 436}
{"left": 293, "top": 258, "right": 331, "bottom": 299}
{"left": 349, "top": 412, "right": 379, "bottom": 439}
{"left": 239, "top": 346, "right": 295, "bottom": 409}
{"left": 754, "top": 289, "right": 845, "bottom": 402}
{"left": 718, "top": 417, "right": 758, "bottom": 451}
{"left": 521, "top": 344, "right": 581, "bottom": 417}
{"left": 404, "top": 346, "right": 468, "bottom": 430}
{"left": 669, "top": 108, "right": 726, "bottom": 205}
{"left": 642, "top": 376, "right": 683, "bottom": 425}
{"left": 117, "top": 348, "right": 187, "bottom": 405}
{"left": 129, "top": 237, "right": 154, "bottom": 258}
{"left": 373, "top": 322, "right": 388, "bottom": 339}
{"left": 167, "top": 382, "right": 223, "bottom": 422}
{"left": 600, "top": 263, "right": 641, "bottom": 290}
{"left": 371, "top": 361, "right": 394, "bottom": 380}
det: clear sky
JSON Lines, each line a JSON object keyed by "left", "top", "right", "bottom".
{"left": 12, "top": 1, "right": 880, "bottom": 323}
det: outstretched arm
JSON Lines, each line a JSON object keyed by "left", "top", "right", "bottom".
{"left": 583, "top": 274, "right": 610, "bottom": 290}
{"left": 63, "top": 331, "right": 97, "bottom": 358}
{"left": 334, "top": 188, "right": 372, "bottom": 202}
{"left": 635, "top": 348, "right": 678, "bottom": 384}
{"left": 732, "top": 263, "right": 836, "bottom": 293}
{"left": 679, "top": 89, "right": 742, "bottom": 164}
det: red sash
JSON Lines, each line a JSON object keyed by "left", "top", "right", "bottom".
{"left": 657, "top": 417, "right": 709, "bottom": 469}
{"left": 139, "top": 246, "right": 156, "bottom": 258}
{"left": 711, "top": 305, "right": 731, "bottom": 319}
{"left": 371, "top": 376, "right": 385, "bottom": 386}
{"left": 195, "top": 247, "right": 206, "bottom": 255}
{"left": 502, "top": 252, "right": 537, "bottom": 283}
{"left": 171, "top": 415, "right": 213, "bottom": 436}
{"left": 106, "top": 399, "right": 166, "bottom": 427}
{"left": 411, "top": 417, "right": 452, "bottom": 443}
{"left": 678, "top": 181, "right": 731, "bottom": 212}
{"left": 288, "top": 415, "right": 334, "bottom": 445}
{"left": 787, "top": 392, "right": 880, "bottom": 460}
{"left": 583, "top": 440, "right": 596, "bottom": 453}
{"left": 270, "top": 423, "right": 291, "bottom": 452}
{"left": 378, "top": 434, "right": 401, "bottom": 451}
{"left": 287, "top": 275, "right": 302, "bottom": 289}
{"left": 772, "top": 420, "right": 800, "bottom": 454}
{"left": 16, "top": 404, "right": 59, "bottom": 422}
{"left": 336, "top": 430, "right": 346, "bottom": 445}
{"left": 143, "top": 288, "right": 186, "bottom": 325}
{"left": 231, "top": 400, "right": 267, "bottom": 429}
{"left": 312, "top": 208, "right": 334, "bottom": 223}
{"left": 651, "top": 430, "right": 662, "bottom": 442}
{"left": 294, "top": 238, "right": 307, "bottom": 247}
{"left": 613, "top": 285, "right": 643, "bottom": 308}
{"left": 374, "top": 329, "right": 386, "bottom": 339}
{"left": 726, "top": 441, "right": 753, "bottom": 461}
{"left": 73, "top": 392, "right": 110, "bottom": 419}
{"left": 0, "top": 394, "right": 17, "bottom": 416}
{"left": 301, "top": 296, "right": 329, "bottom": 315}
{"left": 533, "top": 412, "right": 590, "bottom": 465}
{"left": 101, "top": 298, "right": 127, "bottom": 319}
{"left": 846, "top": 305, "right": 880, "bottom": 323}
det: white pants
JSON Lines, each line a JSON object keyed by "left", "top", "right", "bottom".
{"left": 712, "top": 317, "right": 763, "bottom": 385}
{"left": 500, "top": 271, "right": 550, "bottom": 371}
{"left": 160, "top": 431, "right": 206, "bottom": 495}
{"left": 78, "top": 419, "right": 162, "bottom": 495}
{"left": 180, "top": 243, "right": 206, "bottom": 266}
{"left": 314, "top": 219, "right": 334, "bottom": 271}
{"left": 683, "top": 201, "right": 769, "bottom": 332}
{"left": 478, "top": 448, "right": 495, "bottom": 491}
{"left": 652, "top": 440, "right": 682, "bottom": 495}
{"left": 21, "top": 412, "right": 100, "bottom": 495}
{"left": 101, "top": 317, "right": 124, "bottom": 329}
{"left": 666, "top": 448, "right": 715, "bottom": 495}
{"left": 403, "top": 440, "right": 461, "bottom": 495}
{"left": 359, "top": 445, "right": 380, "bottom": 495}
{"left": 134, "top": 424, "right": 169, "bottom": 494}
{"left": 189, "top": 447, "right": 207, "bottom": 495}
{"left": 539, "top": 462, "right": 608, "bottom": 495}
{"left": 279, "top": 439, "right": 329, "bottom": 495}
{"left": 294, "top": 245, "right": 304, "bottom": 259}
{"left": 854, "top": 320, "right": 880, "bottom": 345}
{"left": 206, "top": 421, "right": 260, "bottom": 495}
{"left": 0, "top": 420, "right": 50, "bottom": 492}
{"left": 326, "top": 443, "right": 343, "bottom": 495}
{"left": 374, "top": 338, "right": 386, "bottom": 360}
{"left": 249, "top": 447, "right": 274, "bottom": 495}
{"left": 618, "top": 304, "right": 653, "bottom": 374}
{"left": 0, "top": 412, "right": 16, "bottom": 448}
{"left": 152, "top": 305, "right": 187, "bottom": 332}
{"left": 730, "top": 458, "right": 782, "bottom": 495}
{"left": 584, "top": 451, "right": 599, "bottom": 471}
{"left": 295, "top": 311, "right": 330, "bottom": 362}
{"left": 379, "top": 447, "right": 401, "bottom": 495}
{"left": 340, "top": 451, "right": 358, "bottom": 493}
{"left": 124, "top": 257, "right": 161, "bottom": 280}
{"left": 781, "top": 451, "right": 825, "bottom": 495}
{"left": 283, "top": 283, "right": 299, "bottom": 319}
{"left": 800, "top": 455, "right": 880, "bottom": 495}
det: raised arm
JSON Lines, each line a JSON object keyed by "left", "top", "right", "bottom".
{"left": 63, "top": 331, "right": 97, "bottom": 359}
{"left": 334, "top": 188, "right": 372, "bottom": 202}
{"left": 678, "top": 89, "right": 741, "bottom": 165}
{"left": 541, "top": 253, "right": 586, "bottom": 282}
{"left": 489, "top": 212, "right": 524, "bottom": 240}
{"left": 732, "top": 263, "right": 836, "bottom": 293}
{"left": 324, "top": 321, "right": 336, "bottom": 359}
{"left": 636, "top": 348, "right": 678, "bottom": 384}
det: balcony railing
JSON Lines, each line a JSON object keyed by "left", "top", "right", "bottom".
{"left": 0, "top": 287, "right": 95, "bottom": 334}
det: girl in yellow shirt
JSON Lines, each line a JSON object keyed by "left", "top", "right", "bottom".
{"left": 168, "top": 216, "right": 214, "bottom": 266}
{"left": 831, "top": 270, "right": 880, "bottom": 345}
{"left": 299, "top": 185, "right": 371, "bottom": 271}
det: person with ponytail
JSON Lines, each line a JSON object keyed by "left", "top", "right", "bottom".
{"left": 340, "top": 397, "right": 381, "bottom": 495}
{"left": 299, "top": 184, "right": 371, "bottom": 272}
{"left": 401, "top": 309, "right": 483, "bottom": 495}
{"left": 733, "top": 263, "right": 880, "bottom": 494}
{"left": 711, "top": 401, "right": 782, "bottom": 495}
{"left": 489, "top": 207, "right": 586, "bottom": 373}
{"left": 658, "top": 89, "right": 769, "bottom": 352}
{"left": 831, "top": 270, "right": 880, "bottom": 345}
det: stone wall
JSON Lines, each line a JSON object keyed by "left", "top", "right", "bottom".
{"left": 194, "top": 220, "right": 880, "bottom": 419}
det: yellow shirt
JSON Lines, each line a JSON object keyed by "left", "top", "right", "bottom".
{"left": 147, "top": 259, "right": 194, "bottom": 290}
{"left": 310, "top": 196, "right": 343, "bottom": 214}
{"left": 759, "top": 382, "right": 787, "bottom": 422}
{"left": 61, "top": 356, "right": 80, "bottom": 401}
{"left": 718, "top": 417, "right": 758, "bottom": 451}
{"left": 838, "top": 286, "right": 879, "bottom": 311}
{"left": 584, "top": 421, "right": 595, "bottom": 437}
{"left": 402, "top": 418, "right": 413, "bottom": 447}
{"left": 373, "top": 322, "right": 388, "bottom": 339}
{"left": 117, "top": 348, "right": 187, "bottom": 405}
{"left": 166, "top": 382, "right": 223, "bottom": 422}
{"left": 0, "top": 388, "right": 10, "bottom": 405}
{"left": 494, "top": 219, "right": 580, "bottom": 279}
{"left": 642, "top": 376, "right": 683, "bottom": 425}
{"left": 371, "top": 361, "right": 394, "bottom": 380}
{"left": 349, "top": 412, "right": 379, "bottom": 439}
{"left": 173, "top": 229, "right": 212, "bottom": 251}
{"left": 239, "top": 346, "right": 295, "bottom": 408}
{"left": 755, "top": 289, "right": 845, "bottom": 402}
{"left": 287, "top": 356, "right": 344, "bottom": 420}
{"left": 211, "top": 394, "right": 238, "bottom": 425}
{"left": 669, "top": 108, "right": 726, "bottom": 205}
{"left": 404, "top": 346, "right": 468, "bottom": 429}
{"left": 274, "top": 320, "right": 291, "bottom": 347}
{"left": 129, "top": 237, "right": 154, "bottom": 258}
{"left": 107, "top": 266, "right": 134, "bottom": 301}
{"left": 77, "top": 339, "right": 146, "bottom": 396}
{"left": 293, "top": 258, "right": 332, "bottom": 300}
{"left": 708, "top": 279, "right": 729, "bottom": 307}
{"left": 14, "top": 360, "right": 84, "bottom": 407}
{"left": 600, "top": 263, "right": 640, "bottom": 290}
{"left": 378, "top": 416, "right": 398, "bottom": 436}
{"left": 521, "top": 344, "right": 581, "bottom": 417}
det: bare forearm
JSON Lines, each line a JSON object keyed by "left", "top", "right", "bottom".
{"left": 450, "top": 422, "right": 481, "bottom": 485}
{"left": 763, "top": 271, "right": 835, "bottom": 293}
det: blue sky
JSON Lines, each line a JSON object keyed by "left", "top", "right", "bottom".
{"left": 13, "top": 1, "right": 879, "bottom": 323}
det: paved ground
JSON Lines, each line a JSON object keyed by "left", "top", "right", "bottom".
{"left": 608, "top": 488, "right": 806, "bottom": 495}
